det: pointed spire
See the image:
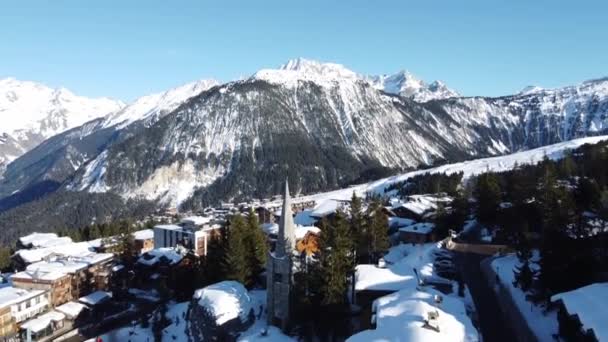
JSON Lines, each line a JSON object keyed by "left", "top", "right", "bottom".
{"left": 276, "top": 178, "right": 296, "bottom": 257}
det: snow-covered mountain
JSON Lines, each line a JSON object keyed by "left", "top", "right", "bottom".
{"left": 1, "top": 59, "right": 607, "bottom": 213}
{"left": 0, "top": 78, "right": 218, "bottom": 201}
{"left": 367, "top": 71, "right": 459, "bottom": 102}
{"left": 100, "top": 79, "right": 219, "bottom": 129}
{"left": 0, "top": 78, "right": 125, "bottom": 172}
{"left": 256, "top": 58, "right": 459, "bottom": 102}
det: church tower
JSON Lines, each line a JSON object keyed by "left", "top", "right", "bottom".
{"left": 266, "top": 180, "right": 297, "bottom": 331}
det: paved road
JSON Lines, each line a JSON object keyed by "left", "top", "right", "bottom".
{"left": 453, "top": 252, "right": 518, "bottom": 342}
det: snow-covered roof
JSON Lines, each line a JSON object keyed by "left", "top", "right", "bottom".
{"left": 181, "top": 216, "right": 211, "bottom": 226}
{"left": 20, "top": 310, "right": 65, "bottom": 333}
{"left": 18, "top": 233, "right": 72, "bottom": 249}
{"left": 79, "top": 291, "right": 112, "bottom": 306}
{"left": 193, "top": 280, "right": 253, "bottom": 326}
{"left": 388, "top": 217, "right": 416, "bottom": 228}
{"left": 295, "top": 226, "right": 320, "bottom": 240}
{"left": 261, "top": 223, "right": 320, "bottom": 240}
{"left": 13, "top": 240, "right": 103, "bottom": 265}
{"left": 133, "top": 229, "right": 154, "bottom": 241}
{"left": 0, "top": 287, "right": 46, "bottom": 308}
{"left": 55, "top": 301, "right": 86, "bottom": 319}
{"left": 347, "top": 287, "right": 478, "bottom": 342}
{"left": 391, "top": 195, "right": 449, "bottom": 217}
{"left": 12, "top": 253, "right": 113, "bottom": 282}
{"left": 399, "top": 222, "right": 435, "bottom": 235}
{"left": 154, "top": 224, "right": 183, "bottom": 231}
{"left": 310, "top": 199, "right": 343, "bottom": 218}
{"left": 137, "top": 248, "right": 183, "bottom": 266}
{"left": 551, "top": 282, "right": 608, "bottom": 341}
{"left": 355, "top": 243, "right": 443, "bottom": 292}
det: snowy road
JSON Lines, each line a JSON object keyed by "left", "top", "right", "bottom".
{"left": 454, "top": 252, "right": 518, "bottom": 342}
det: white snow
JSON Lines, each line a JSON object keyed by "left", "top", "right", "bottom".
{"left": 100, "top": 79, "right": 218, "bottom": 129}
{"left": 55, "top": 301, "right": 86, "bottom": 319}
{"left": 347, "top": 287, "right": 477, "bottom": 342}
{"left": 490, "top": 253, "right": 558, "bottom": 341}
{"left": 351, "top": 243, "right": 477, "bottom": 341}
{"left": 133, "top": 229, "right": 154, "bottom": 241}
{"left": 20, "top": 310, "right": 65, "bottom": 333}
{"left": 0, "top": 287, "right": 46, "bottom": 308}
{"left": 137, "top": 248, "right": 184, "bottom": 266}
{"left": 193, "top": 280, "right": 253, "bottom": 326}
{"left": 551, "top": 282, "right": 608, "bottom": 341}
{"left": 78, "top": 291, "right": 111, "bottom": 306}
{"left": 18, "top": 233, "right": 71, "bottom": 249}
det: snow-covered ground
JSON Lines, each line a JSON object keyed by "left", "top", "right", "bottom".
{"left": 351, "top": 243, "right": 477, "bottom": 341}
{"left": 489, "top": 252, "right": 558, "bottom": 341}
{"left": 93, "top": 288, "right": 295, "bottom": 342}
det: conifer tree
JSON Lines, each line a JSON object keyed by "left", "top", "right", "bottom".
{"left": 245, "top": 210, "right": 268, "bottom": 282}
{"left": 367, "top": 200, "right": 390, "bottom": 263}
{"left": 116, "top": 220, "right": 135, "bottom": 266}
{"left": 318, "top": 212, "right": 354, "bottom": 306}
{"left": 224, "top": 214, "right": 249, "bottom": 286}
{"left": 349, "top": 192, "right": 367, "bottom": 263}
{"left": 474, "top": 173, "right": 501, "bottom": 224}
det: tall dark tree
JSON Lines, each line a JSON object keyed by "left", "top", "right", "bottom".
{"left": 224, "top": 214, "right": 249, "bottom": 285}
{"left": 318, "top": 212, "right": 354, "bottom": 306}
{"left": 349, "top": 192, "right": 367, "bottom": 263}
{"left": 366, "top": 200, "right": 390, "bottom": 263}
{"left": 474, "top": 173, "right": 502, "bottom": 224}
{"left": 245, "top": 210, "right": 268, "bottom": 282}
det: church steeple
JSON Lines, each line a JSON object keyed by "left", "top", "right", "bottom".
{"left": 266, "top": 178, "right": 296, "bottom": 331}
{"left": 276, "top": 179, "right": 296, "bottom": 257}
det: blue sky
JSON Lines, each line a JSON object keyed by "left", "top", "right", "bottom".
{"left": 1, "top": 1, "right": 606, "bottom": 101}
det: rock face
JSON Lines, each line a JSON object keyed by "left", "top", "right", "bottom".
{"left": 1, "top": 60, "right": 607, "bottom": 212}
{"left": 0, "top": 78, "right": 124, "bottom": 174}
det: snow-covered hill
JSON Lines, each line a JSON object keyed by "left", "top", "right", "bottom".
{"left": 291, "top": 135, "right": 608, "bottom": 205}
{"left": 0, "top": 78, "right": 124, "bottom": 171}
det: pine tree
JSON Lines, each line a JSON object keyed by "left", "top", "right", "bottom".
{"left": 474, "top": 173, "right": 502, "bottom": 224}
{"left": 224, "top": 214, "right": 249, "bottom": 285}
{"left": 318, "top": 212, "right": 354, "bottom": 306}
{"left": 367, "top": 200, "right": 390, "bottom": 263}
{"left": 349, "top": 192, "right": 367, "bottom": 263}
{"left": 116, "top": 220, "right": 135, "bottom": 266}
{"left": 245, "top": 210, "right": 268, "bottom": 285}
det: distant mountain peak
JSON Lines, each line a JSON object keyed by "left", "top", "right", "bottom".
{"left": 100, "top": 78, "right": 219, "bottom": 129}
{"left": 366, "top": 71, "right": 459, "bottom": 102}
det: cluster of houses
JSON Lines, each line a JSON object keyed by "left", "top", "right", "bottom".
{"left": 0, "top": 190, "right": 455, "bottom": 341}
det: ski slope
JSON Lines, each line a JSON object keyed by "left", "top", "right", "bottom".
{"left": 292, "top": 135, "right": 608, "bottom": 205}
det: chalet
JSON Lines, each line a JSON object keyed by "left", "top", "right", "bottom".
{"left": 19, "top": 310, "right": 68, "bottom": 342}
{"left": 0, "top": 287, "right": 49, "bottom": 338}
{"left": 261, "top": 223, "right": 320, "bottom": 255}
{"left": 296, "top": 231, "right": 321, "bottom": 256}
{"left": 11, "top": 253, "right": 114, "bottom": 307}
{"left": 133, "top": 229, "right": 154, "bottom": 254}
{"left": 309, "top": 199, "right": 350, "bottom": 221}
{"left": 551, "top": 282, "right": 608, "bottom": 341}
{"left": 390, "top": 195, "right": 451, "bottom": 221}
{"left": 398, "top": 222, "right": 436, "bottom": 244}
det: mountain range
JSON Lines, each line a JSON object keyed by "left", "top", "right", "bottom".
{"left": 0, "top": 58, "right": 606, "bottom": 216}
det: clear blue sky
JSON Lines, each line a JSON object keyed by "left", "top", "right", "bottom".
{"left": 1, "top": 1, "right": 606, "bottom": 102}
